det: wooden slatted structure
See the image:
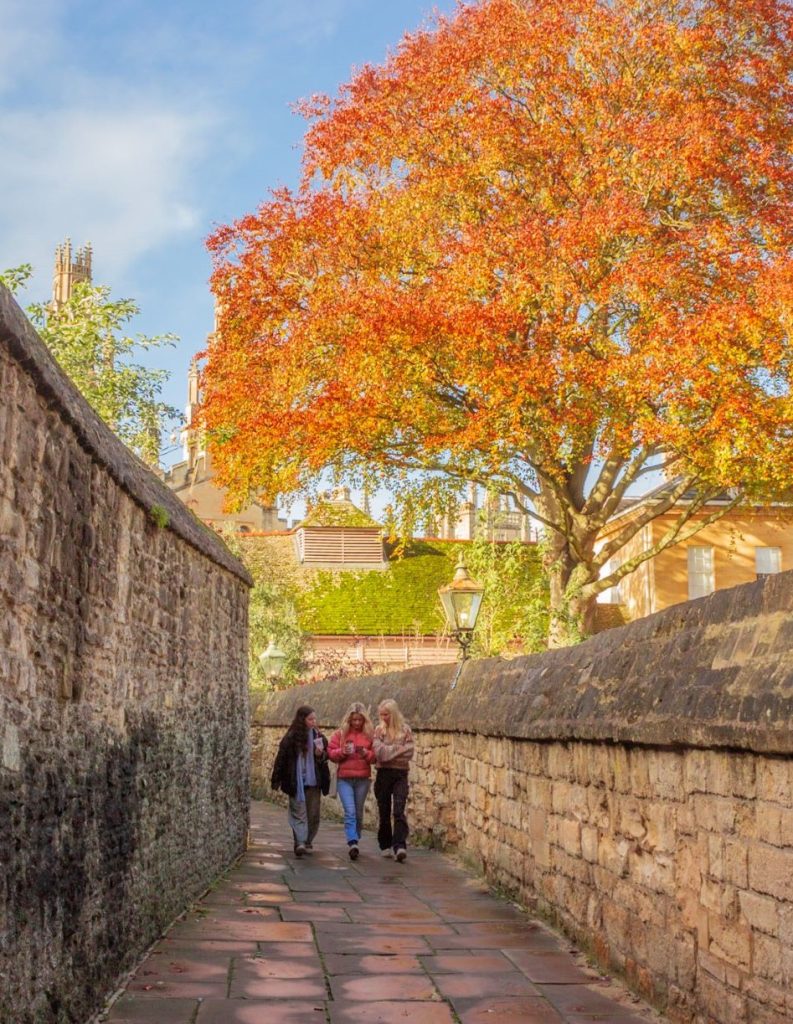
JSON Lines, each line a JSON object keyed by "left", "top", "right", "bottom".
{"left": 297, "top": 526, "right": 385, "bottom": 567}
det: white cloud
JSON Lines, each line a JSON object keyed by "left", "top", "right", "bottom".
{"left": 0, "top": 104, "right": 212, "bottom": 292}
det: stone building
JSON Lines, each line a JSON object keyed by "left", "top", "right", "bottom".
{"left": 596, "top": 478, "right": 792, "bottom": 621}
{"left": 160, "top": 358, "right": 287, "bottom": 533}
{"left": 434, "top": 482, "right": 536, "bottom": 542}
{"left": 51, "top": 239, "right": 92, "bottom": 307}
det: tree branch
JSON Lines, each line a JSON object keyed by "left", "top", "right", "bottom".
{"left": 586, "top": 491, "right": 744, "bottom": 598}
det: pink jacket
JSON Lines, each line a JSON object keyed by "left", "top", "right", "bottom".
{"left": 328, "top": 729, "right": 376, "bottom": 779}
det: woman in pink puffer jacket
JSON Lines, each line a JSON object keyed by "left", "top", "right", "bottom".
{"left": 328, "top": 702, "right": 376, "bottom": 859}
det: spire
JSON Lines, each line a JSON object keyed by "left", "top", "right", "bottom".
{"left": 52, "top": 239, "right": 92, "bottom": 308}
{"left": 183, "top": 357, "right": 203, "bottom": 468}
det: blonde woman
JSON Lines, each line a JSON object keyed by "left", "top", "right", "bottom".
{"left": 327, "top": 703, "right": 376, "bottom": 859}
{"left": 373, "top": 699, "right": 414, "bottom": 863}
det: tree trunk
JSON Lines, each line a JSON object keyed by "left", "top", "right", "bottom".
{"left": 544, "top": 532, "right": 598, "bottom": 649}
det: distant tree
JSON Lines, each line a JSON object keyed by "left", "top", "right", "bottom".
{"left": 1, "top": 263, "right": 179, "bottom": 466}
{"left": 202, "top": 0, "right": 793, "bottom": 646}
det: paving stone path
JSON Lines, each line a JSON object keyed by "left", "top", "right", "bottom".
{"left": 104, "top": 801, "right": 661, "bottom": 1024}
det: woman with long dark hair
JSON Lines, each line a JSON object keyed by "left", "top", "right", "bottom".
{"left": 270, "top": 705, "right": 329, "bottom": 857}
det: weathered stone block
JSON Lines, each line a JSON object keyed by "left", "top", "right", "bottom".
{"left": 629, "top": 848, "right": 675, "bottom": 895}
{"left": 547, "top": 742, "right": 574, "bottom": 780}
{"left": 700, "top": 877, "right": 739, "bottom": 920}
{"left": 748, "top": 846, "right": 793, "bottom": 902}
{"left": 738, "top": 891, "right": 779, "bottom": 936}
{"left": 708, "top": 914, "right": 752, "bottom": 970}
{"left": 617, "top": 795, "right": 648, "bottom": 840}
{"left": 551, "top": 779, "right": 572, "bottom": 814}
{"left": 642, "top": 801, "right": 677, "bottom": 854}
{"left": 694, "top": 794, "right": 739, "bottom": 834}
{"left": 752, "top": 934, "right": 784, "bottom": 985}
{"left": 707, "top": 835, "right": 749, "bottom": 887}
{"left": 581, "top": 824, "right": 599, "bottom": 863}
{"left": 557, "top": 817, "right": 582, "bottom": 857}
{"left": 598, "top": 834, "right": 632, "bottom": 877}
{"left": 646, "top": 750, "right": 685, "bottom": 801}
{"left": 697, "top": 966, "right": 748, "bottom": 1024}
{"left": 2, "top": 722, "right": 20, "bottom": 771}
{"left": 756, "top": 760, "right": 792, "bottom": 807}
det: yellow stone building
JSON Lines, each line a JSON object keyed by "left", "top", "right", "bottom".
{"left": 597, "top": 483, "right": 792, "bottom": 621}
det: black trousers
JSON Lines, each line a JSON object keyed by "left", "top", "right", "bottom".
{"left": 374, "top": 768, "right": 409, "bottom": 851}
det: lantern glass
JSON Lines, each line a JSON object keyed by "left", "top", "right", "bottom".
{"left": 453, "top": 589, "right": 483, "bottom": 631}
{"left": 438, "top": 557, "right": 485, "bottom": 634}
{"left": 259, "top": 640, "right": 287, "bottom": 679}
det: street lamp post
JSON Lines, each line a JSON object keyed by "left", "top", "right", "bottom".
{"left": 259, "top": 640, "right": 288, "bottom": 684}
{"left": 438, "top": 554, "right": 485, "bottom": 688}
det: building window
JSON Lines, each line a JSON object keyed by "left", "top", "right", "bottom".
{"left": 597, "top": 558, "right": 622, "bottom": 604}
{"left": 687, "top": 546, "right": 714, "bottom": 599}
{"left": 756, "top": 547, "right": 782, "bottom": 576}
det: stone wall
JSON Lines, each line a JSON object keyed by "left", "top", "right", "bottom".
{"left": 0, "top": 286, "right": 252, "bottom": 1024}
{"left": 252, "top": 568, "right": 793, "bottom": 1024}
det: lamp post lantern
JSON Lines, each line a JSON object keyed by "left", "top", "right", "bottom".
{"left": 438, "top": 554, "right": 484, "bottom": 686}
{"left": 259, "top": 640, "right": 288, "bottom": 682}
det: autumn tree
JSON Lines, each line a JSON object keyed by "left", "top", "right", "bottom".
{"left": 2, "top": 264, "right": 179, "bottom": 466}
{"left": 203, "top": 0, "right": 793, "bottom": 645}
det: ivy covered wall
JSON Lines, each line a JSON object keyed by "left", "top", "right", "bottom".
{"left": 233, "top": 533, "right": 548, "bottom": 684}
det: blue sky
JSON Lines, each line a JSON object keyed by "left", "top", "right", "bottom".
{"left": 0, "top": 0, "right": 457, "bottom": 465}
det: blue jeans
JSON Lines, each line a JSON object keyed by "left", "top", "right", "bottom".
{"left": 337, "top": 777, "right": 370, "bottom": 843}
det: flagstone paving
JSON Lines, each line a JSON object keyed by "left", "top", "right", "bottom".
{"left": 102, "top": 801, "right": 662, "bottom": 1024}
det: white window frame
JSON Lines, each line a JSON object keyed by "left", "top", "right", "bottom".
{"left": 687, "top": 546, "right": 715, "bottom": 600}
{"left": 597, "top": 557, "right": 623, "bottom": 605}
{"left": 755, "top": 547, "right": 782, "bottom": 576}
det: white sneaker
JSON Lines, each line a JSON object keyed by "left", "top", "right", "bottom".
{"left": 395, "top": 848, "right": 407, "bottom": 863}
{"left": 380, "top": 848, "right": 394, "bottom": 858}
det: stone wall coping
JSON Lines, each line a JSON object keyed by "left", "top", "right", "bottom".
{"left": 1, "top": 285, "right": 252, "bottom": 586}
{"left": 255, "top": 569, "right": 793, "bottom": 756}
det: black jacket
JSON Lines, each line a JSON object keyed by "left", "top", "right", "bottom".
{"left": 271, "top": 730, "right": 330, "bottom": 797}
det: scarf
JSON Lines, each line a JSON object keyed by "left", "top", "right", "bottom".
{"left": 295, "top": 727, "right": 318, "bottom": 802}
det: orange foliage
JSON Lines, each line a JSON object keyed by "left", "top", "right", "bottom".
{"left": 203, "top": 0, "right": 793, "bottom": 638}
